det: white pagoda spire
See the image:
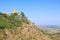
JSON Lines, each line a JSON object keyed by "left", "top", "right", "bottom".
{"left": 13, "top": 8, "right": 17, "bottom": 13}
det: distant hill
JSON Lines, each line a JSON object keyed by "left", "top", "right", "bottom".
{"left": 38, "top": 25, "right": 60, "bottom": 34}
{"left": 38, "top": 25, "right": 60, "bottom": 40}
{"left": 0, "top": 10, "right": 51, "bottom": 40}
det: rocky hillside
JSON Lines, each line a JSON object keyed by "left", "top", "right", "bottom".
{"left": 0, "top": 11, "right": 51, "bottom": 40}
{"left": 0, "top": 22, "right": 52, "bottom": 40}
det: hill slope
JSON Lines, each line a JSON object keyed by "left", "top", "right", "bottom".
{"left": 0, "top": 12, "right": 51, "bottom": 40}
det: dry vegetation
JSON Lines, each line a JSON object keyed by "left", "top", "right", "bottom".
{"left": 0, "top": 12, "right": 52, "bottom": 40}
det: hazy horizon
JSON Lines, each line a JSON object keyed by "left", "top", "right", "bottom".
{"left": 0, "top": 0, "right": 60, "bottom": 25}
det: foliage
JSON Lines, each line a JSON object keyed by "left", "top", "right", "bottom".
{"left": 21, "top": 12, "right": 29, "bottom": 24}
{"left": 0, "top": 12, "right": 29, "bottom": 29}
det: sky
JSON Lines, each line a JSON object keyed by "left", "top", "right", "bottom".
{"left": 0, "top": 0, "right": 60, "bottom": 25}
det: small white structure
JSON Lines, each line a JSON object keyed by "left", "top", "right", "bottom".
{"left": 13, "top": 8, "right": 17, "bottom": 13}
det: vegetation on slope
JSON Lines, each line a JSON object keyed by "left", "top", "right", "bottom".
{"left": 0, "top": 11, "right": 52, "bottom": 40}
{"left": 0, "top": 12, "right": 29, "bottom": 29}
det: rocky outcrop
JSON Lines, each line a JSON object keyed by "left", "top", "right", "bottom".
{"left": 1, "top": 23, "right": 52, "bottom": 40}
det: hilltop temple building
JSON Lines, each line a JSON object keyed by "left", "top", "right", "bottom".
{"left": 7, "top": 8, "right": 21, "bottom": 16}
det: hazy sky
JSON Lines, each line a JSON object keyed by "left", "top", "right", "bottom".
{"left": 0, "top": 0, "right": 60, "bottom": 25}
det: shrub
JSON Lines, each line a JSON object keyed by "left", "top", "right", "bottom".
{"left": 0, "top": 12, "right": 29, "bottom": 29}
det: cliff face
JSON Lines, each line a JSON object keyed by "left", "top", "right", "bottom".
{"left": 0, "top": 23, "right": 51, "bottom": 40}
